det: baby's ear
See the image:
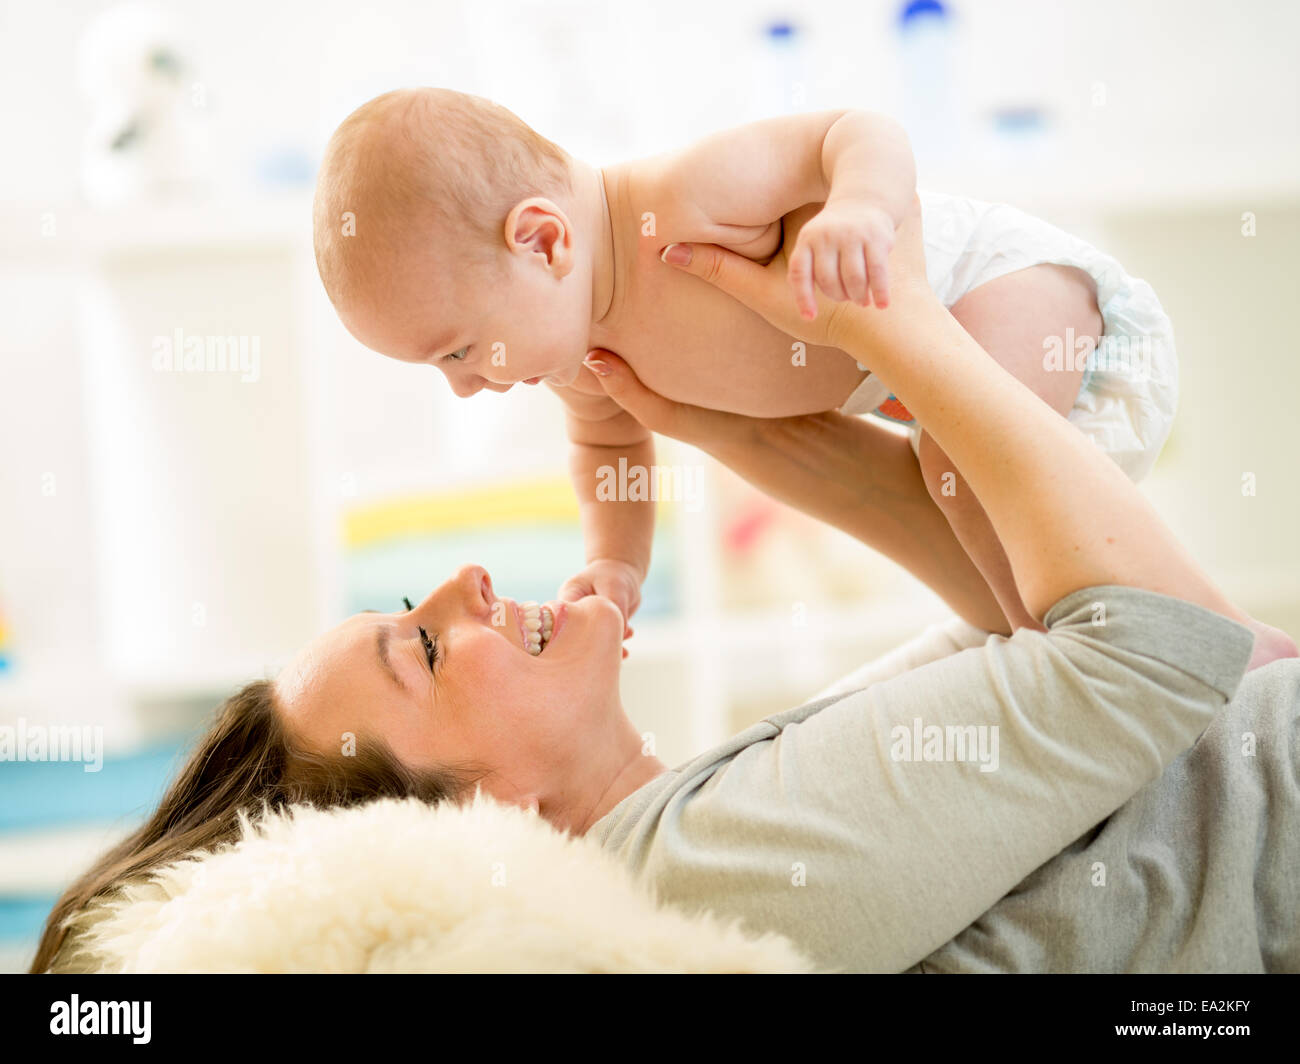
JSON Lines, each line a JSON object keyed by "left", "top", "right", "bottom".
{"left": 506, "top": 198, "right": 571, "bottom": 269}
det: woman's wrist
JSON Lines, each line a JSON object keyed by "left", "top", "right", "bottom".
{"left": 826, "top": 278, "right": 944, "bottom": 362}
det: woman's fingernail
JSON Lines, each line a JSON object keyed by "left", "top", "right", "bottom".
{"left": 661, "top": 243, "right": 691, "bottom": 266}
{"left": 583, "top": 355, "right": 610, "bottom": 376}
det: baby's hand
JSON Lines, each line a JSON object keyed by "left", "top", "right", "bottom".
{"left": 558, "top": 557, "right": 642, "bottom": 658}
{"left": 788, "top": 198, "right": 896, "bottom": 318}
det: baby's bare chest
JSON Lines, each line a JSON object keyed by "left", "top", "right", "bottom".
{"left": 595, "top": 239, "right": 868, "bottom": 418}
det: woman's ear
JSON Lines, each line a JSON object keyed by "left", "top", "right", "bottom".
{"left": 504, "top": 198, "right": 573, "bottom": 276}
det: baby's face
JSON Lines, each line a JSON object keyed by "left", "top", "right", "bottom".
{"left": 338, "top": 229, "right": 593, "bottom": 396}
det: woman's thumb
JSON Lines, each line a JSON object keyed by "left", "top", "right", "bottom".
{"left": 660, "top": 241, "right": 763, "bottom": 303}
{"left": 583, "top": 350, "right": 683, "bottom": 437}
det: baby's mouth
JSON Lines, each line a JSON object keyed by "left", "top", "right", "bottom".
{"left": 517, "top": 601, "right": 555, "bottom": 655}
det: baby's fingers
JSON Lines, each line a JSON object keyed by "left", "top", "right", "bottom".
{"left": 867, "top": 244, "right": 892, "bottom": 308}
{"left": 558, "top": 575, "right": 594, "bottom": 602}
{"left": 839, "top": 245, "right": 871, "bottom": 306}
{"left": 813, "top": 246, "right": 849, "bottom": 305}
{"left": 787, "top": 242, "right": 818, "bottom": 320}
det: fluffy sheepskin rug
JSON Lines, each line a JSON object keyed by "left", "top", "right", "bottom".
{"left": 65, "top": 792, "right": 815, "bottom": 973}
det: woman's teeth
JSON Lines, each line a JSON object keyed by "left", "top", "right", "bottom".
{"left": 519, "top": 602, "right": 554, "bottom": 656}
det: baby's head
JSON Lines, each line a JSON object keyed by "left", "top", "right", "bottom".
{"left": 313, "top": 87, "right": 594, "bottom": 395}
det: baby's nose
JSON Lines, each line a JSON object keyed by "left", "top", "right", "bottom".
{"left": 450, "top": 375, "right": 485, "bottom": 399}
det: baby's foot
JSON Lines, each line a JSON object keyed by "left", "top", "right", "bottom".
{"left": 1243, "top": 616, "right": 1300, "bottom": 672}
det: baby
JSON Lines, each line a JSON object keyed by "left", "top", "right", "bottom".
{"left": 313, "top": 87, "right": 1295, "bottom": 666}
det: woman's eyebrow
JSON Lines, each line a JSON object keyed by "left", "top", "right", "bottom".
{"left": 374, "top": 625, "right": 409, "bottom": 693}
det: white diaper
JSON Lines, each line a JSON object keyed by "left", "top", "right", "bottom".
{"left": 839, "top": 189, "right": 1179, "bottom": 484}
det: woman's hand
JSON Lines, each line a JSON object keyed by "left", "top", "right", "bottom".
{"left": 658, "top": 195, "right": 1247, "bottom": 627}
{"left": 658, "top": 194, "right": 931, "bottom": 354}
{"left": 580, "top": 351, "right": 756, "bottom": 457}
{"left": 587, "top": 194, "right": 932, "bottom": 449}
{"left": 582, "top": 350, "right": 1013, "bottom": 632}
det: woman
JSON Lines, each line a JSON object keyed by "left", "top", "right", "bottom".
{"left": 33, "top": 200, "right": 1285, "bottom": 974}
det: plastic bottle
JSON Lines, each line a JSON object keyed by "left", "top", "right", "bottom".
{"left": 757, "top": 19, "right": 809, "bottom": 117}
{"left": 897, "top": 0, "right": 960, "bottom": 167}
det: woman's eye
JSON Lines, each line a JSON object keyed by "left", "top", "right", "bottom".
{"left": 418, "top": 626, "right": 439, "bottom": 670}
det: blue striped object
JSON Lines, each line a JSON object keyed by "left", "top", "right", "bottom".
{"left": 0, "top": 740, "right": 185, "bottom": 834}
{"left": 0, "top": 738, "right": 188, "bottom": 960}
{"left": 0, "top": 894, "right": 59, "bottom": 945}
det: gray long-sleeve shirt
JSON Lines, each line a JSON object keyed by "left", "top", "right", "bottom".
{"left": 591, "top": 584, "right": 1296, "bottom": 972}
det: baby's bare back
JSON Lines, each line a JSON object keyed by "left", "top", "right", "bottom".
{"left": 583, "top": 170, "right": 868, "bottom": 418}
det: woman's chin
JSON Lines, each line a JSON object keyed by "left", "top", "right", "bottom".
{"left": 560, "top": 594, "right": 625, "bottom": 661}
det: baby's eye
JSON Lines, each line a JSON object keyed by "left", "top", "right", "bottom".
{"left": 446, "top": 347, "right": 469, "bottom": 362}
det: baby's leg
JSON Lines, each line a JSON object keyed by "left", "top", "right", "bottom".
{"left": 917, "top": 263, "right": 1099, "bottom": 635}
{"left": 920, "top": 264, "right": 1300, "bottom": 667}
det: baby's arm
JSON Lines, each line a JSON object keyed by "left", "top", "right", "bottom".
{"left": 552, "top": 384, "right": 655, "bottom": 639}
{"left": 582, "top": 349, "right": 1013, "bottom": 633}
{"left": 648, "top": 110, "right": 914, "bottom": 312}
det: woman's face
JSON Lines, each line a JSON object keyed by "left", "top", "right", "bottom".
{"left": 274, "top": 564, "right": 627, "bottom": 813}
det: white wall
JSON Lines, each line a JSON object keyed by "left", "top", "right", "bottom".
{"left": 1, "top": 0, "right": 1298, "bottom": 747}
{"left": 1103, "top": 204, "right": 1300, "bottom": 634}
{"left": 4, "top": 0, "right": 1299, "bottom": 206}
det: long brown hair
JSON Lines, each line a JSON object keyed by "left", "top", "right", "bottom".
{"left": 30, "top": 679, "right": 485, "bottom": 973}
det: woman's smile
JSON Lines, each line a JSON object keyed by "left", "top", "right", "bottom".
{"left": 500, "top": 598, "right": 568, "bottom": 656}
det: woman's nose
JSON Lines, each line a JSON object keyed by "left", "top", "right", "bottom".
{"left": 407, "top": 566, "right": 490, "bottom": 617}
{"left": 454, "top": 564, "right": 493, "bottom": 610}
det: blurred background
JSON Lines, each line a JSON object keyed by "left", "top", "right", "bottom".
{"left": 2, "top": 0, "right": 1298, "bottom": 971}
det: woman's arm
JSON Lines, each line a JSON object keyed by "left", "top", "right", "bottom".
{"left": 574, "top": 362, "right": 1011, "bottom": 631}
{"left": 717, "top": 412, "right": 1008, "bottom": 630}
{"left": 587, "top": 203, "right": 1257, "bottom": 971}
{"left": 652, "top": 198, "right": 1243, "bottom": 626}
{"left": 596, "top": 582, "right": 1253, "bottom": 972}
{"left": 808, "top": 613, "right": 990, "bottom": 702}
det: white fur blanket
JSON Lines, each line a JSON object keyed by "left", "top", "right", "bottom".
{"left": 61, "top": 793, "right": 815, "bottom": 973}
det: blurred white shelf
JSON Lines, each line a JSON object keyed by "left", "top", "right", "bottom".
{"left": 0, "top": 943, "right": 36, "bottom": 975}
{"left": 1, "top": 594, "right": 950, "bottom": 706}
{"left": 0, "top": 666, "right": 116, "bottom": 710}
{"left": 6, "top": 560, "right": 1292, "bottom": 713}
{"left": 0, "top": 668, "right": 272, "bottom": 707}
{"left": 0, "top": 193, "right": 313, "bottom": 263}
{"left": 624, "top": 590, "right": 950, "bottom": 661}
{"left": 0, "top": 823, "right": 132, "bottom": 895}
{"left": 3, "top": 148, "right": 1297, "bottom": 273}
{"left": 1204, "top": 566, "right": 1300, "bottom": 616}
{"left": 924, "top": 143, "right": 1300, "bottom": 215}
